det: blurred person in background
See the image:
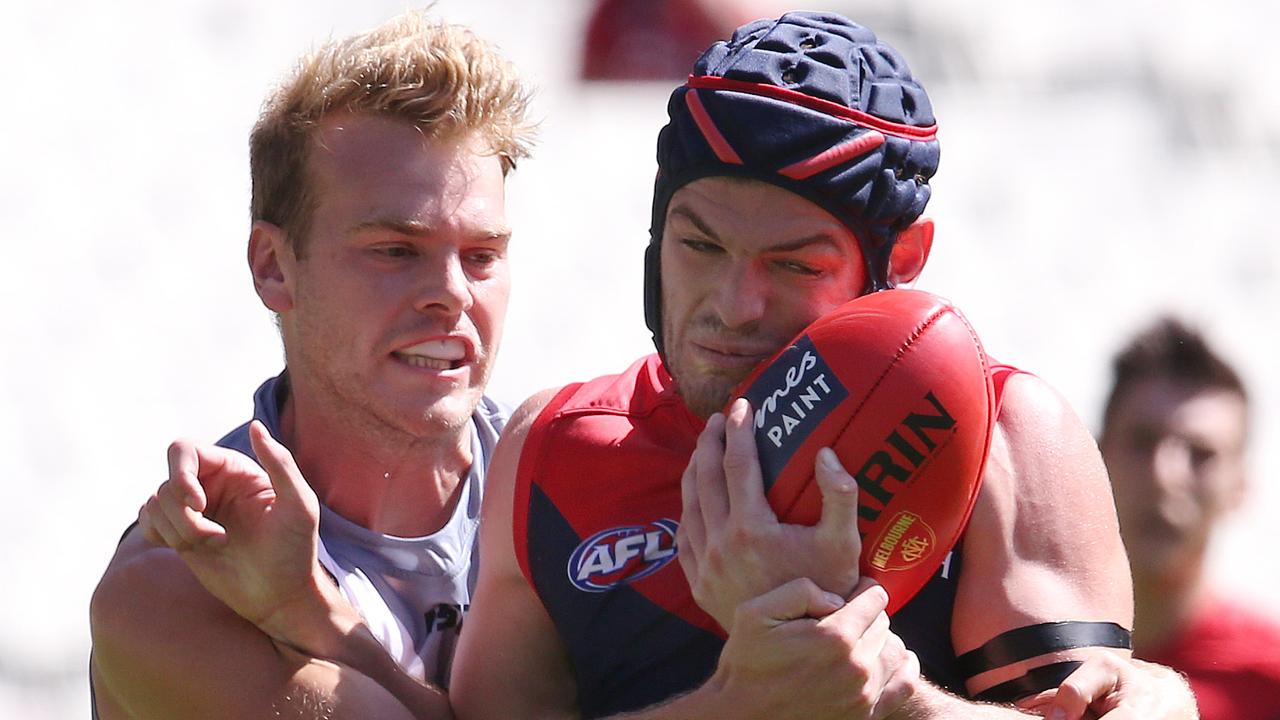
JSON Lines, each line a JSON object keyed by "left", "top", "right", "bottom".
{"left": 581, "top": 0, "right": 791, "bottom": 80}
{"left": 88, "top": 12, "right": 534, "bottom": 719}
{"left": 1100, "top": 317, "right": 1280, "bottom": 719}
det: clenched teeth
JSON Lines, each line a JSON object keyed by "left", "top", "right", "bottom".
{"left": 398, "top": 338, "right": 467, "bottom": 361}
{"left": 401, "top": 355, "right": 453, "bottom": 370}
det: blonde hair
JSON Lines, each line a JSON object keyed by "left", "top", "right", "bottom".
{"left": 250, "top": 11, "right": 535, "bottom": 254}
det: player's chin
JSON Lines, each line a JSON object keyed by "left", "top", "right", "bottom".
{"left": 676, "top": 373, "right": 741, "bottom": 419}
{"left": 667, "top": 348, "right": 751, "bottom": 417}
{"left": 412, "top": 392, "right": 485, "bottom": 434}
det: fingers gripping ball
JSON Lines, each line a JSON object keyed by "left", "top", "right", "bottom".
{"left": 729, "top": 289, "right": 995, "bottom": 614}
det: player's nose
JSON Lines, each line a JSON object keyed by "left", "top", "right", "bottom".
{"left": 414, "top": 251, "right": 473, "bottom": 316}
{"left": 1150, "top": 437, "right": 1193, "bottom": 491}
{"left": 711, "top": 259, "right": 768, "bottom": 329}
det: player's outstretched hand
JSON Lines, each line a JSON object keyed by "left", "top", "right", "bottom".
{"left": 678, "top": 397, "right": 863, "bottom": 629}
{"left": 1018, "top": 653, "right": 1198, "bottom": 720}
{"left": 138, "top": 421, "right": 326, "bottom": 635}
{"left": 708, "top": 577, "right": 917, "bottom": 720}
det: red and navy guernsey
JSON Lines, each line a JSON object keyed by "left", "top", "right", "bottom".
{"left": 514, "top": 354, "right": 1023, "bottom": 717}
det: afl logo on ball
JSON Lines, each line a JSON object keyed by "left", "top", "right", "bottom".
{"left": 567, "top": 519, "right": 679, "bottom": 592}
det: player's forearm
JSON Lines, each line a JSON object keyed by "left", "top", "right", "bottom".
{"left": 596, "top": 678, "right": 739, "bottom": 720}
{"left": 890, "top": 680, "right": 1038, "bottom": 719}
{"left": 272, "top": 641, "right": 453, "bottom": 720}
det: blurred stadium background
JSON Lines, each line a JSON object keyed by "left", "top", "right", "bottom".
{"left": 3, "top": 0, "right": 1278, "bottom": 715}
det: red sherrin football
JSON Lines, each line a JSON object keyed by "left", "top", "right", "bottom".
{"left": 730, "top": 288, "right": 995, "bottom": 615}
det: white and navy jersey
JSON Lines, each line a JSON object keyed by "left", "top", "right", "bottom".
{"left": 217, "top": 372, "right": 508, "bottom": 688}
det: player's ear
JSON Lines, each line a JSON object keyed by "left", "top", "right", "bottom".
{"left": 887, "top": 218, "right": 933, "bottom": 286}
{"left": 249, "top": 221, "right": 295, "bottom": 314}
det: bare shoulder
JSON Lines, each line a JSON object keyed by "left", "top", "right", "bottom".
{"left": 982, "top": 372, "right": 1113, "bottom": 519}
{"left": 91, "top": 514, "right": 424, "bottom": 719}
{"left": 452, "top": 385, "right": 581, "bottom": 718}
{"left": 953, "top": 371, "right": 1133, "bottom": 680}
{"left": 503, "top": 386, "right": 565, "bottom": 446}
{"left": 89, "top": 528, "right": 176, "bottom": 718}
{"left": 89, "top": 527, "right": 265, "bottom": 717}
{"left": 91, "top": 525, "right": 219, "bottom": 638}
{"left": 479, "top": 386, "right": 569, "bottom": 554}
{"left": 995, "top": 372, "right": 1097, "bottom": 460}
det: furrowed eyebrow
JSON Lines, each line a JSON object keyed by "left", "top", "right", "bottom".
{"left": 668, "top": 205, "right": 845, "bottom": 254}
{"left": 666, "top": 205, "right": 721, "bottom": 243}
{"left": 763, "top": 233, "right": 845, "bottom": 254}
